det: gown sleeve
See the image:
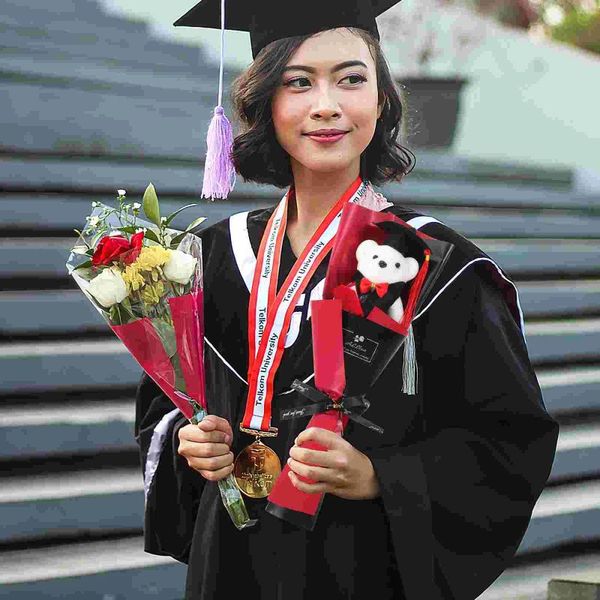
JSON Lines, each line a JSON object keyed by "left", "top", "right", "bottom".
{"left": 134, "top": 372, "right": 205, "bottom": 564}
{"left": 366, "top": 265, "right": 560, "bottom": 600}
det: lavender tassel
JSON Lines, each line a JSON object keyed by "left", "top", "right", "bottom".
{"left": 201, "top": 105, "right": 236, "bottom": 200}
{"left": 200, "top": 0, "right": 236, "bottom": 201}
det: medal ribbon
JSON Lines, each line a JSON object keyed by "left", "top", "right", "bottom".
{"left": 243, "top": 176, "right": 369, "bottom": 432}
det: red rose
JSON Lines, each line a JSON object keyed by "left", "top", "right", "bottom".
{"left": 91, "top": 231, "right": 145, "bottom": 267}
{"left": 120, "top": 231, "right": 145, "bottom": 265}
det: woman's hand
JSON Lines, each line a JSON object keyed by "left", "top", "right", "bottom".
{"left": 177, "top": 415, "right": 234, "bottom": 482}
{"left": 287, "top": 427, "right": 381, "bottom": 500}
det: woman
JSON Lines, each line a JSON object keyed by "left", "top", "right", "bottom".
{"left": 135, "top": 4, "right": 559, "bottom": 599}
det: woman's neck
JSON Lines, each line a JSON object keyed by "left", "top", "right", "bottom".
{"left": 287, "top": 165, "right": 361, "bottom": 236}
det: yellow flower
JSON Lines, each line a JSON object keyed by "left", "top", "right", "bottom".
{"left": 139, "top": 280, "right": 166, "bottom": 305}
{"left": 121, "top": 247, "right": 170, "bottom": 294}
{"left": 121, "top": 264, "right": 145, "bottom": 292}
{"left": 135, "top": 247, "right": 171, "bottom": 272}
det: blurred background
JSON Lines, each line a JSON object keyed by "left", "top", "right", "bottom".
{"left": 0, "top": 0, "right": 599, "bottom": 598}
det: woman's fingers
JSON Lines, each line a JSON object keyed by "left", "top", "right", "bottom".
{"left": 198, "top": 415, "right": 233, "bottom": 443}
{"left": 200, "top": 463, "right": 235, "bottom": 482}
{"left": 287, "top": 457, "right": 346, "bottom": 487}
{"left": 180, "top": 441, "right": 231, "bottom": 458}
{"left": 179, "top": 423, "right": 229, "bottom": 445}
{"left": 188, "top": 450, "right": 234, "bottom": 476}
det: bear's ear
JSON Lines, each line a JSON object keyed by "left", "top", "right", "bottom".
{"left": 356, "top": 239, "right": 379, "bottom": 263}
{"left": 401, "top": 257, "right": 420, "bottom": 282}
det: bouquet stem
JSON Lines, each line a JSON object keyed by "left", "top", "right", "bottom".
{"left": 191, "top": 405, "right": 257, "bottom": 530}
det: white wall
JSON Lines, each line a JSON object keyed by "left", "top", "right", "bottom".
{"left": 100, "top": 0, "right": 600, "bottom": 178}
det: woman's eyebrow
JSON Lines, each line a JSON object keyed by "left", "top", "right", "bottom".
{"left": 282, "top": 60, "right": 368, "bottom": 74}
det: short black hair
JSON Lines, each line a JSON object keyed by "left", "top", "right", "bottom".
{"left": 230, "top": 27, "right": 416, "bottom": 188}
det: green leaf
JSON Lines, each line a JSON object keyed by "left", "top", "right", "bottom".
{"left": 169, "top": 231, "right": 187, "bottom": 248}
{"left": 115, "top": 226, "right": 139, "bottom": 234}
{"left": 185, "top": 216, "right": 207, "bottom": 232}
{"left": 143, "top": 228, "right": 161, "bottom": 244}
{"left": 152, "top": 318, "right": 177, "bottom": 358}
{"left": 75, "top": 267, "right": 94, "bottom": 281}
{"left": 142, "top": 183, "right": 161, "bottom": 227}
{"left": 165, "top": 204, "right": 199, "bottom": 227}
{"left": 74, "top": 259, "right": 93, "bottom": 270}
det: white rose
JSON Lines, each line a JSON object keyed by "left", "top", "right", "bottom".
{"left": 117, "top": 189, "right": 126, "bottom": 196}
{"left": 88, "top": 268, "right": 128, "bottom": 308}
{"left": 163, "top": 250, "right": 197, "bottom": 285}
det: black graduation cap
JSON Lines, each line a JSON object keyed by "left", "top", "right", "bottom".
{"left": 374, "top": 220, "right": 429, "bottom": 264}
{"left": 173, "top": 0, "right": 402, "bottom": 201}
{"left": 174, "top": 0, "right": 402, "bottom": 60}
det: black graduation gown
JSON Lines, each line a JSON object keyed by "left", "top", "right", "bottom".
{"left": 134, "top": 202, "right": 559, "bottom": 600}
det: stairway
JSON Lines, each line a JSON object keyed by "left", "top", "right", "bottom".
{"left": 1, "top": 1, "right": 600, "bottom": 598}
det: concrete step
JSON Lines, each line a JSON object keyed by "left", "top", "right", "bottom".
{"left": 552, "top": 421, "right": 600, "bottom": 480}
{"left": 538, "top": 365, "right": 600, "bottom": 414}
{"left": 0, "top": 194, "right": 263, "bottom": 234}
{"left": 4, "top": 195, "right": 600, "bottom": 240}
{"left": 0, "top": 467, "right": 143, "bottom": 543}
{"left": 476, "top": 549, "right": 600, "bottom": 600}
{"left": 0, "top": 54, "right": 226, "bottom": 98}
{"left": 0, "top": 20, "right": 207, "bottom": 70}
{"left": 0, "top": 339, "right": 140, "bottom": 393}
{"left": 0, "top": 536, "right": 185, "bottom": 598}
{"left": 0, "top": 156, "right": 583, "bottom": 208}
{"left": 0, "top": 3, "right": 149, "bottom": 39}
{"left": 0, "top": 30, "right": 202, "bottom": 73}
{"left": 0, "top": 329, "right": 598, "bottom": 393}
{"left": 0, "top": 81, "right": 223, "bottom": 158}
{"left": 0, "top": 399, "right": 135, "bottom": 459}
{"left": 525, "top": 318, "right": 600, "bottom": 364}
{"left": 3, "top": 235, "right": 600, "bottom": 280}
{"left": 519, "top": 479, "right": 600, "bottom": 554}
{"left": 2, "top": 280, "right": 597, "bottom": 338}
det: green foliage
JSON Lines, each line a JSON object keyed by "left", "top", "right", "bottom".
{"left": 143, "top": 183, "right": 161, "bottom": 227}
{"left": 550, "top": 8, "right": 600, "bottom": 55}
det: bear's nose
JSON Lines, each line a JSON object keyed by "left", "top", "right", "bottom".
{"left": 378, "top": 260, "right": 387, "bottom": 268}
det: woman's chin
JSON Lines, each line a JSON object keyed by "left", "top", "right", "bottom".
{"left": 293, "top": 156, "right": 358, "bottom": 175}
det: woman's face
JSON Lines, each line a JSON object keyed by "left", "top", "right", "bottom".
{"left": 271, "top": 28, "right": 383, "bottom": 179}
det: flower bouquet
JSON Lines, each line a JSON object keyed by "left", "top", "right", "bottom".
{"left": 65, "top": 185, "right": 256, "bottom": 530}
{"left": 265, "top": 202, "right": 455, "bottom": 530}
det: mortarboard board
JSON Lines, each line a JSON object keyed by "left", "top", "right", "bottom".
{"left": 375, "top": 220, "right": 429, "bottom": 263}
{"left": 173, "top": 0, "right": 402, "bottom": 200}
{"left": 174, "top": 0, "right": 402, "bottom": 60}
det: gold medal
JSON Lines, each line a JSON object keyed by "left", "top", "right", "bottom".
{"left": 233, "top": 428, "right": 281, "bottom": 499}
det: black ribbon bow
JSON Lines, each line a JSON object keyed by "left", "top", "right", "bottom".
{"left": 279, "top": 379, "right": 384, "bottom": 435}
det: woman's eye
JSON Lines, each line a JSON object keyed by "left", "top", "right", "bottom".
{"left": 284, "top": 77, "right": 311, "bottom": 88}
{"left": 283, "top": 74, "right": 367, "bottom": 88}
{"left": 343, "top": 74, "right": 367, "bottom": 85}
{"left": 373, "top": 255, "right": 378, "bottom": 259}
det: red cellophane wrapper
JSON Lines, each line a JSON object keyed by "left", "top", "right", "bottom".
{"left": 111, "top": 289, "right": 205, "bottom": 420}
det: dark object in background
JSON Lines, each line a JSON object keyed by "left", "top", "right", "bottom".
{"left": 399, "top": 77, "right": 470, "bottom": 149}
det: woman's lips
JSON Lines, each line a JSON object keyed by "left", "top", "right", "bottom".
{"left": 305, "top": 132, "right": 347, "bottom": 143}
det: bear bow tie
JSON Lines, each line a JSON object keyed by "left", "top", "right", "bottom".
{"left": 359, "top": 277, "right": 389, "bottom": 297}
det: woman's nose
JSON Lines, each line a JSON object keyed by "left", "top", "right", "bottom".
{"left": 310, "top": 88, "right": 341, "bottom": 118}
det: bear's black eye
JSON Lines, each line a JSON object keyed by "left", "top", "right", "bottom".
{"left": 395, "top": 262, "right": 400, "bottom": 268}
{"left": 373, "top": 255, "right": 378, "bottom": 259}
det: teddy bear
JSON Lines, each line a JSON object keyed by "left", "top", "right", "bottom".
{"left": 351, "top": 221, "right": 420, "bottom": 323}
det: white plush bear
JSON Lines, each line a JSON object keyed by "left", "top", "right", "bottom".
{"left": 353, "top": 237, "right": 419, "bottom": 323}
